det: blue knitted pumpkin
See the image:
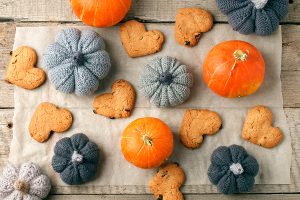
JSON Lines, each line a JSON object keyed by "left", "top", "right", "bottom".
{"left": 139, "top": 56, "right": 193, "bottom": 107}
{"left": 44, "top": 28, "right": 111, "bottom": 96}
{"left": 216, "top": 0, "right": 288, "bottom": 36}
{"left": 207, "top": 145, "right": 259, "bottom": 194}
{"left": 52, "top": 133, "right": 100, "bottom": 185}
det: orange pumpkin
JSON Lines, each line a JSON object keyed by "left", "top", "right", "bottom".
{"left": 70, "top": 0, "right": 132, "bottom": 27}
{"left": 121, "top": 117, "right": 174, "bottom": 169}
{"left": 202, "top": 40, "right": 265, "bottom": 98}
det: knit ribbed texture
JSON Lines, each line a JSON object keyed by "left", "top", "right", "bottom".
{"left": 215, "top": 0, "right": 288, "bottom": 36}
{"left": 0, "top": 162, "right": 51, "bottom": 200}
{"left": 139, "top": 56, "right": 193, "bottom": 107}
{"left": 207, "top": 145, "right": 259, "bottom": 194}
{"left": 52, "top": 133, "right": 100, "bottom": 185}
{"left": 44, "top": 28, "right": 111, "bottom": 96}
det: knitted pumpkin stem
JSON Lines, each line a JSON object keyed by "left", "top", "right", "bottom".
{"left": 14, "top": 180, "right": 29, "bottom": 193}
{"left": 250, "top": 0, "right": 269, "bottom": 9}
{"left": 143, "top": 135, "right": 153, "bottom": 146}
{"left": 229, "top": 163, "right": 244, "bottom": 175}
{"left": 72, "top": 151, "right": 84, "bottom": 164}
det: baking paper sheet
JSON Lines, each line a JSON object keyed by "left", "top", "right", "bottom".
{"left": 8, "top": 25, "right": 291, "bottom": 189}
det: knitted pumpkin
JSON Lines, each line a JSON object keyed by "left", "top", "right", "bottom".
{"left": 52, "top": 133, "right": 100, "bottom": 185}
{"left": 44, "top": 28, "right": 111, "bottom": 96}
{"left": 0, "top": 162, "right": 51, "bottom": 200}
{"left": 139, "top": 56, "right": 193, "bottom": 107}
{"left": 215, "top": 0, "right": 289, "bottom": 35}
{"left": 208, "top": 145, "right": 259, "bottom": 194}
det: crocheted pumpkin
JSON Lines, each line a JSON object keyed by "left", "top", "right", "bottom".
{"left": 52, "top": 133, "right": 100, "bottom": 185}
{"left": 139, "top": 56, "right": 193, "bottom": 107}
{"left": 215, "top": 0, "right": 289, "bottom": 35}
{"left": 0, "top": 162, "right": 51, "bottom": 200}
{"left": 208, "top": 145, "right": 259, "bottom": 194}
{"left": 44, "top": 28, "right": 111, "bottom": 96}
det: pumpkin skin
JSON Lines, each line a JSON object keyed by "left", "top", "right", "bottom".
{"left": 202, "top": 40, "right": 265, "bottom": 98}
{"left": 121, "top": 117, "right": 174, "bottom": 169}
{"left": 70, "top": 0, "right": 132, "bottom": 27}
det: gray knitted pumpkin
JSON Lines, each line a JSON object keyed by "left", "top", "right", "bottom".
{"left": 0, "top": 162, "right": 51, "bottom": 200}
{"left": 44, "top": 28, "right": 111, "bottom": 96}
{"left": 52, "top": 133, "right": 100, "bottom": 185}
{"left": 216, "top": 0, "right": 289, "bottom": 36}
{"left": 208, "top": 145, "right": 259, "bottom": 194}
{"left": 139, "top": 56, "right": 193, "bottom": 107}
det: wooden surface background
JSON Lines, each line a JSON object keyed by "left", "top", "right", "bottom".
{"left": 0, "top": 0, "right": 300, "bottom": 199}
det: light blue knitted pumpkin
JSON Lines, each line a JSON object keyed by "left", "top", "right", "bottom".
{"left": 139, "top": 56, "right": 193, "bottom": 107}
{"left": 208, "top": 145, "right": 259, "bottom": 194}
{"left": 216, "top": 0, "right": 289, "bottom": 36}
{"left": 44, "top": 28, "right": 111, "bottom": 96}
{"left": 52, "top": 133, "right": 100, "bottom": 185}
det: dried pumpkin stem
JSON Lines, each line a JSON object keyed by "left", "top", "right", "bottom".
{"left": 143, "top": 135, "right": 153, "bottom": 146}
{"left": 231, "top": 49, "right": 249, "bottom": 71}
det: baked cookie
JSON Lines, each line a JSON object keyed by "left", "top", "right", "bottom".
{"left": 179, "top": 109, "right": 222, "bottom": 149}
{"left": 120, "top": 20, "right": 164, "bottom": 57}
{"left": 6, "top": 46, "right": 46, "bottom": 89}
{"left": 149, "top": 163, "right": 185, "bottom": 200}
{"left": 93, "top": 79, "right": 136, "bottom": 119}
{"left": 29, "top": 102, "right": 73, "bottom": 142}
{"left": 242, "top": 105, "right": 283, "bottom": 148}
{"left": 175, "top": 7, "right": 213, "bottom": 47}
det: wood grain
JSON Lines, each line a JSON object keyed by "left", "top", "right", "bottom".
{"left": 0, "top": 0, "right": 299, "bottom": 23}
{"left": 0, "top": 108, "right": 300, "bottom": 194}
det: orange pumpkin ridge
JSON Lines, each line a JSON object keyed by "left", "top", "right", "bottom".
{"left": 121, "top": 117, "right": 174, "bottom": 169}
{"left": 203, "top": 40, "right": 265, "bottom": 98}
{"left": 70, "top": 0, "right": 132, "bottom": 27}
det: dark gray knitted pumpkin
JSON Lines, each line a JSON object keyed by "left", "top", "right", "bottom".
{"left": 139, "top": 56, "right": 193, "bottom": 107}
{"left": 44, "top": 28, "right": 111, "bottom": 96}
{"left": 216, "top": 0, "right": 288, "bottom": 36}
{"left": 207, "top": 145, "right": 259, "bottom": 194}
{"left": 52, "top": 133, "right": 100, "bottom": 185}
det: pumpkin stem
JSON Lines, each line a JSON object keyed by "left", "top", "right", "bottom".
{"left": 250, "top": 0, "right": 269, "bottom": 9}
{"left": 229, "top": 163, "right": 244, "bottom": 175}
{"left": 72, "top": 151, "right": 84, "bottom": 164}
{"left": 233, "top": 50, "right": 248, "bottom": 62}
{"left": 143, "top": 135, "right": 153, "bottom": 146}
{"left": 14, "top": 180, "right": 29, "bottom": 193}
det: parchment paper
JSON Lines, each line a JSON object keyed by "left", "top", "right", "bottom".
{"left": 8, "top": 25, "right": 291, "bottom": 189}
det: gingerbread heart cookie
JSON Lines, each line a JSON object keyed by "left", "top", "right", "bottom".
{"left": 149, "top": 163, "right": 185, "bottom": 200}
{"left": 179, "top": 109, "right": 222, "bottom": 149}
{"left": 93, "top": 79, "right": 136, "bottom": 119}
{"left": 29, "top": 102, "right": 73, "bottom": 142}
{"left": 175, "top": 7, "right": 213, "bottom": 47}
{"left": 120, "top": 20, "right": 164, "bottom": 58}
{"left": 242, "top": 105, "right": 283, "bottom": 148}
{"left": 6, "top": 46, "right": 46, "bottom": 89}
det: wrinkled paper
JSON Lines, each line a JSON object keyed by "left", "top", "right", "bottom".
{"left": 9, "top": 25, "right": 291, "bottom": 190}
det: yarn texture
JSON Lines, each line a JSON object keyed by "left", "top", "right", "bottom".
{"left": 52, "top": 133, "right": 100, "bottom": 185}
{"left": 207, "top": 145, "right": 259, "bottom": 194}
{"left": 215, "top": 0, "right": 289, "bottom": 36}
{"left": 0, "top": 162, "right": 51, "bottom": 200}
{"left": 44, "top": 28, "right": 111, "bottom": 96}
{"left": 139, "top": 56, "right": 193, "bottom": 107}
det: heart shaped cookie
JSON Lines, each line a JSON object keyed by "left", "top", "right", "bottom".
{"left": 6, "top": 46, "right": 46, "bottom": 89}
{"left": 120, "top": 20, "right": 164, "bottom": 58}
{"left": 93, "top": 79, "right": 136, "bottom": 119}
{"left": 179, "top": 109, "right": 222, "bottom": 149}
{"left": 29, "top": 102, "right": 73, "bottom": 142}
{"left": 242, "top": 105, "right": 283, "bottom": 148}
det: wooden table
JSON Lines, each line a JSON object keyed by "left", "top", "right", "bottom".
{"left": 0, "top": 0, "right": 299, "bottom": 199}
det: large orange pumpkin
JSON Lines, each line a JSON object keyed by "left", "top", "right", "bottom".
{"left": 202, "top": 40, "right": 265, "bottom": 98}
{"left": 70, "top": 0, "right": 132, "bottom": 27}
{"left": 121, "top": 117, "right": 174, "bottom": 169}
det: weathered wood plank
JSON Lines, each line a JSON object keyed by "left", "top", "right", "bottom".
{"left": 1, "top": 108, "right": 300, "bottom": 194}
{"left": 0, "top": 24, "right": 299, "bottom": 108}
{"left": 0, "top": 0, "right": 299, "bottom": 23}
{"left": 46, "top": 194, "right": 300, "bottom": 200}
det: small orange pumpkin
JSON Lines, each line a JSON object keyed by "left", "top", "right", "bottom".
{"left": 121, "top": 117, "right": 174, "bottom": 169}
{"left": 202, "top": 40, "right": 265, "bottom": 98}
{"left": 69, "top": 0, "right": 132, "bottom": 27}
